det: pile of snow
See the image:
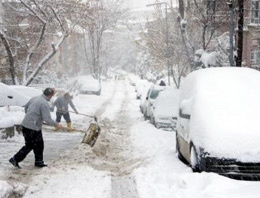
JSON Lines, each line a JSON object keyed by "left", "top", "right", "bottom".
{"left": 195, "top": 49, "right": 217, "bottom": 68}
{"left": 180, "top": 67, "right": 260, "bottom": 161}
{"left": 0, "top": 180, "right": 27, "bottom": 198}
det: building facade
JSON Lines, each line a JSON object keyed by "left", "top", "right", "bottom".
{"left": 243, "top": 0, "right": 260, "bottom": 69}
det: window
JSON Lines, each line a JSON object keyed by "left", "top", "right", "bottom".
{"left": 251, "top": 0, "right": 260, "bottom": 24}
{"left": 251, "top": 48, "right": 260, "bottom": 65}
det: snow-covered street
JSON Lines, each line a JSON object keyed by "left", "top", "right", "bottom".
{"left": 1, "top": 80, "right": 260, "bottom": 198}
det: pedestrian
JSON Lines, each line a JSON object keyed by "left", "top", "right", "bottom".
{"left": 9, "top": 88, "right": 62, "bottom": 169}
{"left": 53, "top": 92, "right": 78, "bottom": 131}
{"left": 159, "top": 80, "right": 166, "bottom": 86}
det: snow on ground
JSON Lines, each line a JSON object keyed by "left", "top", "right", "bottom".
{"left": 24, "top": 165, "right": 111, "bottom": 198}
{"left": 1, "top": 79, "right": 260, "bottom": 198}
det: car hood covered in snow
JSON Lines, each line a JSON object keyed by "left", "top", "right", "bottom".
{"left": 180, "top": 67, "right": 260, "bottom": 162}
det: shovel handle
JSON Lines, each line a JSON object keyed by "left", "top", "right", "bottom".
{"left": 69, "top": 111, "right": 98, "bottom": 122}
{"left": 69, "top": 111, "right": 92, "bottom": 118}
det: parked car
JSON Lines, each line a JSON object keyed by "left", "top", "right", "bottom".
{"left": 135, "top": 79, "right": 150, "bottom": 99}
{"left": 139, "top": 86, "right": 150, "bottom": 114}
{"left": 176, "top": 67, "right": 260, "bottom": 180}
{"left": 0, "top": 83, "right": 41, "bottom": 107}
{"left": 69, "top": 76, "right": 101, "bottom": 96}
{"left": 150, "top": 87, "right": 179, "bottom": 130}
{"left": 143, "top": 85, "right": 165, "bottom": 120}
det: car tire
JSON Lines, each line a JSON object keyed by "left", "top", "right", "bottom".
{"left": 144, "top": 114, "right": 148, "bottom": 120}
{"left": 151, "top": 117, "right": 155, "bottom": 125}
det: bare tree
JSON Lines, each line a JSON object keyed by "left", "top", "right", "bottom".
{"left": 0, "top": 30, "right": 16, "bottom": 84}
{"left": 1, "top": 0, "right": 92, "bottom": 85}
{"left": 83, "top": 0, "right": 125, "bottom": 79}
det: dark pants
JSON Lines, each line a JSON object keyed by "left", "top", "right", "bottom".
{"left": 56, "top": 112, "right": 71, "bottom": 123}
{"left": 13, "top": 126, "right": 44, "bottom": 164}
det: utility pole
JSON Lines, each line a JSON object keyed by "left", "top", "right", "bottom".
{"left": 227, "top": 0, "right": 235, "bottom": 66}
{"left": 236, "top": 0, "right": 244, "bottom": 67}
{"left": 147, "top": 2, "right": 170, "bottom": 86}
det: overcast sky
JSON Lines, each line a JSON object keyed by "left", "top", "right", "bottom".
{"left": 126, "top": 0, "right": 177, "bottom": 9}
{"left": 127, "top": 0, "right": 158, "bottom": 9}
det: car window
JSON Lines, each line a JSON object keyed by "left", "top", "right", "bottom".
{"left": 149, "top": 90, "right": 161, "bottom": 99}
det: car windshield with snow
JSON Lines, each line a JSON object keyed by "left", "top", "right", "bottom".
{"left": 176, "top": 67, "right": 260, "bottom": 180}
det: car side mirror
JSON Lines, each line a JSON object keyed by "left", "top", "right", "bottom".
{"left": 179, "top": 109, "right": 191, "bottom": 120}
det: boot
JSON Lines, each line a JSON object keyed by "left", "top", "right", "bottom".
{"left": 35, "top": 161, "right": 48, "bottom": 168}
{"left": 9, "top": 157, "right": 21, "bottom": 169}
{"left": 53, "top": 125, "right": 59, "bottom": 131}
{"left": 67, "top": 122, "right": 72, "bottom": 132}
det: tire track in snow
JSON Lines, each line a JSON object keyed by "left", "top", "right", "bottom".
{"left": 90, "top": 80, "right": 140, "bottom": 198}
{"left": 94, "top": 81, "right": 118, "bottom": 118}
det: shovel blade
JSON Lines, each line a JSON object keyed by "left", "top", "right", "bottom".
{"left": 82, "top": 123, "right": 101, "bottom": 147}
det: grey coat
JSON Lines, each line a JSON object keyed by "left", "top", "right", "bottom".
{"left": 22, "top": 94, "right": 57, "bottom": 131}
{"left": 53, "top": 96, "right": 77, "bottom": 114}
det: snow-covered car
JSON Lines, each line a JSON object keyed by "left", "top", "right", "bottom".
{"left": 143, "top": 85, "right": 165, "bottom": 120}
{"left": 128, "top": 74, "right": 140, "bottom": 86}
{"left": 72, "top": 76, "right": 101, "bottom": 96}
{"left": 135, "top": 79, "right": 150, "bottom": 99}
{"left": 139, "top": 86, "right": 150, "bottom": 114}
{"left": 150, "top": 87, "right": 179, "bottom": 130}
{"left": 0, "top": 83, "right": 41, "bottom": 107}
{"left": 176, "top": 67, "right": 260, "bottom": 180}
{"left": 11, "top": 85, "right": 42, "bottom": 98}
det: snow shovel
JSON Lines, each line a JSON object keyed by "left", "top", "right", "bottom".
{"left": 81, "top": 122, "right": 101, "bottom": 147}
{"left": 69, "top": 111, "right": 101, "bottom": 147}
{"left": 69, "top": 111, "right": 97, "bottom": 122}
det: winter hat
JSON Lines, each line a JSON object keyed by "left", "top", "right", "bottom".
{"left": 43, "top": 88, "right": 55, "bottom": 97}
{"left": 64, "top": 92, "right": 72, "bottom": 99}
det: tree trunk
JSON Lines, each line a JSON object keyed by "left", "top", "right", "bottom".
{"left": 177, "top": 0, "right": 194, "bottom": 71}
{"left": 0, "top": 31, "right": 16, "bottom": 85}
{"left": 236, "top": 0, "right": 244, "bottom": 67}
{"left": 178, "top": 0, "right": 184, "bottom": 18}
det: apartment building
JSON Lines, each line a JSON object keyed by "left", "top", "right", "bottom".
{"left": 243, "top": 0, "right": 260, "bottom": 68}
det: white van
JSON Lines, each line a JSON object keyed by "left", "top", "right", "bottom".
{"left": 176, "top": 67, "right": 260, "bottom": 180}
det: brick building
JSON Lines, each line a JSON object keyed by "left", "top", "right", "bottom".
{"left": 243, "top": 0, "right": 260, "bottom": 68}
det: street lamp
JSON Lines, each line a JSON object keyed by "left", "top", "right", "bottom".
{"left": 146, "top": 2, "right": 170, "bottom": 86}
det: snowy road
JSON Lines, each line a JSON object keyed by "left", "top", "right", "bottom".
{"left": 1, "top": 80, "right": 260, "bottom": 198}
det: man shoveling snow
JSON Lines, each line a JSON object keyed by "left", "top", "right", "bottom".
{"left": 9, "top": 88, "right": 62, "bottom": 169}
